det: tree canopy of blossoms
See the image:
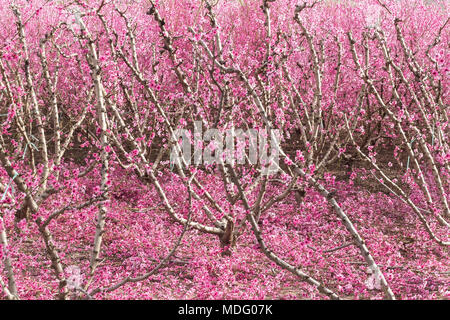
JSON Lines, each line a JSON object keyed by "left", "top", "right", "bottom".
{"left": 0, "top": 0, "right": 448, "bottom": 300}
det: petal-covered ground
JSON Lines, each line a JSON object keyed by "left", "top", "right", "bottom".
{"left": 2, "top": 168, "right": 447, "bottom": 299}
